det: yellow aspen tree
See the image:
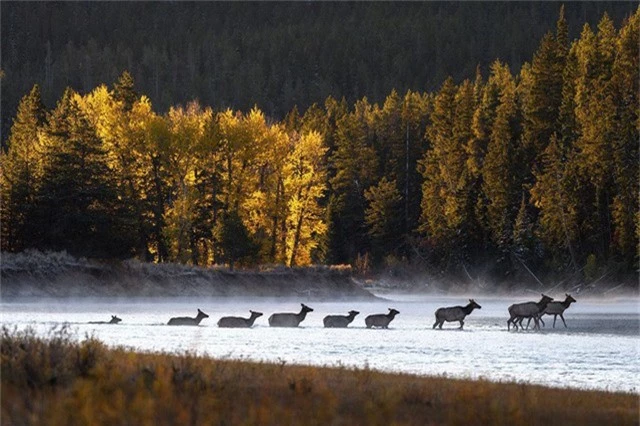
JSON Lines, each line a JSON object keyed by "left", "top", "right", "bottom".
{"left": 283, "top": 131, "right": 328, "bottom": 266}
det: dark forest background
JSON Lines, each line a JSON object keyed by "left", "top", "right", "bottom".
{"left": 2, "top": 2, "right": 637, "bottom": 136}
{"left": 1, "top": 2, "right": 638, "bottom": 286}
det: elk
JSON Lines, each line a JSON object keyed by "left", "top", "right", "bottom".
{"left": 433, "top": 299, "right": 482, "bottom": 330}
{"left": 217, "top": 310, "right": 263, "bottom": 328}
{"left": 527, "top": 294, "right": 577, "bottom": 328}
{"left": 365, "top": 308, "right": 400, "bottom": 329}
{"left": 507, "top": 294, "right": 553, "bottom": 331}
{"left": 167, "top": 308, "right": 209, "bottom": 326}
{"left": 268, "top": 304, "right": 313, "bottom": 327}
{"left": 89, "top": 315, "right": 122, "bottom": 324}
{"left": 323, "top": 310, "right": 359, "bottom": 328}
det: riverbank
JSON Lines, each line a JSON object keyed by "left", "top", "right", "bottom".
{"left": 1, "top": 327, "right": 637, "bottom": 426}
{"left": 1, "top": 250, "right": 637, "bottom": 300}
{"left": 0, "top": 251, "right": 373, "bottom": 300}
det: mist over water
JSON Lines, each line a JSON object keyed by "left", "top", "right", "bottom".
{"left": 2, "top": 294, "right": 638, "bottom": 393}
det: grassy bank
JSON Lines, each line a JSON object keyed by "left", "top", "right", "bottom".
{"left": 1, "top": 251, "right": 372, "bottom": 299}
{"left": 1, "top": 328, "right": 637, "bottom": 426}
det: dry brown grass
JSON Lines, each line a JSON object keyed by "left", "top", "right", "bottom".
{"left": 1, "top": 327, "right": 638, "bottom": 426}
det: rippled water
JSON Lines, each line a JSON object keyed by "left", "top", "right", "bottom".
{"left": 2, "top": 294, "right": 638, "bottom": 393}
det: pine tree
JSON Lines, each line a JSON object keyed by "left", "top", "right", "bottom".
{"left": 521, "top": 22, "right": 566, "bottom": 171}
{"left": 112, "top": 71, "right": 137, "bottom": 112}
{"left": 373, "top": 89, "right": 403, "bottom": 184}
{"left": 480, "top": 62, "right": 520, "bottom": 255}
{"left": 327, "top": 98, "right": 377, "bottom": 264}
{"left": 36, "top": 88, "right": 134, "bottom": 257}
{"left": 400, "top": 89, "right": 431, "bottom": 237}
{"left": 0, "top": 84, "right": 47, "bottom": 251}
{"left": 144, "top": 114, "right": 172, "bottom": 262}
{"left": 419, "top": 78, "right": 456, "bottom": 246}
{"left": 610, "top": 9, "right": 639, "bottom": 265}
{"left": 512, "top": 194, "right": 536, "bottom": 267}
{"left": 573, "top": 20, "right": 617, "bottom": 261}
{"left": 364, "top": 177, "right": 402, "bottom": 260}
{"left": 419, "top": 77, "right": 475, "bottom": 258}
{"left": 213, "top": 209, "right": 258, "bottom": 269}
{"left": 530, "top": 133, "right": 578, "bottom": 268}
{"left": 558, "top": 45, "right": 579, "bottom": 150}
{"left": 284, "top": 105, "right": 301, "bottom": 133}
{"left": 373, "top": 89, "right": 421, "bottom": 245}
{"left": 555, "top": 5, "right": 569, "bottom": 63}
{"left": 79, "top": 84, "right": 161, "bottom": 261}
{"left": 468, "top": 67, "right": 498, "bottom": 179}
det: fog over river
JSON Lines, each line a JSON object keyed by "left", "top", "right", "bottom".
{"left": 2, "top": 294, "right": 638, "bottom": 393}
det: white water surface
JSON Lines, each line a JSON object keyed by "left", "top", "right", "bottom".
{"left": 1, "top": 294, "right": 638, "bottom": 393}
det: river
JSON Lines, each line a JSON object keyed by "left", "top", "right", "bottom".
{"left": 1, "top": 294, "right": 638, "bottom": 393}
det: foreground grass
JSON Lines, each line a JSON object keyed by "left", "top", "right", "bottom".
{"left": 1, "top": 327, "right": 637, "bottom": 426}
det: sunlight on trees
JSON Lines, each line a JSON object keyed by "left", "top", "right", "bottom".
{"left": 1, "top": 7, "right": 638, "bottom": 281}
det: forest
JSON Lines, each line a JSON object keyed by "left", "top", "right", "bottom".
{"left": 1, "top": 5, "right": 638, "bottom": 285}
{"left": 2, "top": 2, "right": 638, "bottom": 137}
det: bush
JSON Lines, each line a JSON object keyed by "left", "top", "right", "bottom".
{"left": 1, "top": 328, "right": 637, "bottom": 425}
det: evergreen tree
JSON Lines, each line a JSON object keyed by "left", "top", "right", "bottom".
{"left": 0, "top": 84, "right": 47, "bottom": 251}
{"left": 79, "top": 84, "right": 158, "bottom": 261}
{"left": 144, "top": 114, "right": 172, "bottom": 262}
{"left": 530, "top": 133, "right": 579, "bottom": 268}
{"left": 400, "top": 89, "right": 431, "bottom": 238}
{"left": 214, "top": 209, "right": 258, "bottom": 269}
{"left": 112, "top": 71, "right": 138, "bottom": 112}
{"left": 558, "top": 45, "right": 580, "bottom": 149}
{"left": 2, "top": 6, "right": 637, "bottom": 281}
{"left": 573, "top": 20, "right": 617, "bottom": 261}
{"left": 512, "top": 194, "right": 537, "bottom": 268}
{"left": 326, "top": 98, "right": 377, "bottom": 264}
{"left": 36, "top": 88, "right": 134, "bottom": 257}
{"left": 468, "top": 67, "right": 499, "bottom": 179}
{"left": 373, "top": 88, "right": 429, "bottom": 248}
{"left": 480, "top": 62, "right": 520, "bottom": 258}
{"left": 419, "top": 78, "right": 466, "bottom": 255}
{"left": 364, "top": 177, "right": 402, "bottom": 260}
{"left": 521, "top": 27, "right": 566, "bottom": 172}
{"left": 610, "top": 9, "right": 639, "bottom": 265}
{"left": 555, "top": 5, "right": 569, "bottom": 63}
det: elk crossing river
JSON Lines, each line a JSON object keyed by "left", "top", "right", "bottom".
{"left": 2, "top": 294, "right": 638, "bottom": 393}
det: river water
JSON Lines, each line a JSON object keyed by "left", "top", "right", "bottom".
{"left": 1, "top": 294, "right": 638, "bottom": 393}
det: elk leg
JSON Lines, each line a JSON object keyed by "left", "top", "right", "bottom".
{"left": 560, "top": 314, "right": 567, "bottom": 328}
{"left": 532, "top": 316, "right": 539, "bottom": 330}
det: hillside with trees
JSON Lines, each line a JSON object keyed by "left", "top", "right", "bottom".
{"left": 1, "top": 5, "right": 638, "bottom": 287}
{"left": 2, "top": 2, "right": 637, "bottom": 137}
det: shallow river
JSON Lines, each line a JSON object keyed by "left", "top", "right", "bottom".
{"left": 1, "top": 294, "right": 638, "bottom": 393}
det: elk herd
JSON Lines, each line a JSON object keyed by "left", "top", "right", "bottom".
{"left": 91, "top": 294, "right": 577, "bottom": 331}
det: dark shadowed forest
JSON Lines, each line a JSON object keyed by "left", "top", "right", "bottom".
{"left": 1, "top": 3, "right": 638, "bottom": 287}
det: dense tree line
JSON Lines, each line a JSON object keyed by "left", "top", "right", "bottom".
{"left": 1, "top": 8, "right": 638, "bottom": 284}
{"left": 2, "top": 2, "right": 638, "bottom": 142}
